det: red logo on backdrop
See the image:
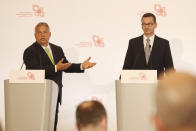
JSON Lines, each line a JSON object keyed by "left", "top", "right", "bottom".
{"left": 154, "top": 4, "right": 167, "bottom": 16}
{"left": 32, "top": 5, "right": 45, "bottom": 17}
{"left": 75, "top": 42, "right": 92, "bottom": 48}
{"left": 16, "top": 4, "right": 45, "bottom": 17}
{"left": 138, "top": 3, "right": 167, "bottom": 17}
{"left": 76, "top": 35, "right": 105, "bottom": 48}
{"left": 92, "top": 35, "right": 104, "bottom": 47}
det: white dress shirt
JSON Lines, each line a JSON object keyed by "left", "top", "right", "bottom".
{"left": 143, "top": 35, "right": 155, "bottom": 51}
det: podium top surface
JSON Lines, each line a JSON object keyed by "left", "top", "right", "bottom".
{"left": 4, "top": 79, "right": 54, "bottom": 84}
{"left": 115, "top": 80, "right": 158, "bottom": 86}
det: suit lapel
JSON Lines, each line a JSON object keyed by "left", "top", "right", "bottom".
{"left": 49, "top": 43, "right": 57, "bottom": 64}
{"left": 35, "top": 42, "right": 54, "bottom": 65}
{"left": 35, "top": 42, "right": 46, "bottom": 56}
{"left": 150, "top": 36, "right": 159, "bottom": 58}
{"left": 139, "top": 35, "right": 147, "bottom": 65}
{"left": 148, "top": 35, "right": 159, "bottom": 65}
{"left": 139, "top": 35, "right": 145, "bottom": 50}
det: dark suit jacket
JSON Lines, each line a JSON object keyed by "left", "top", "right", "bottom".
{"left": 123, "top": 35, "right": 174, "bottom": 78}
{"left": 23, "top": 42, "right": 84, "bottom": 103}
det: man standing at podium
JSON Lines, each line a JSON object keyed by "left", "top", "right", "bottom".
{"left": 122, "top": 13, "right": 174, "bottom": 78}
{"left": 23, "top": 22, "right": 96, "bottom": 131}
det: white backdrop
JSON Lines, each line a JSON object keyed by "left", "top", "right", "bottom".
{"left": 1, "top": 0, "right": 196, "bottom": 130}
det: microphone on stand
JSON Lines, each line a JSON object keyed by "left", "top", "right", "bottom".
{"left": 20, "top": 49, "right": 32, "bottom": 70}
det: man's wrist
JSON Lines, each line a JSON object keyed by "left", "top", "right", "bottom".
{"left": 80, "top": 64, "right": 84, "bottom": 70}
{"left": 55, "top": 65, "right": 57, "bottom": 72}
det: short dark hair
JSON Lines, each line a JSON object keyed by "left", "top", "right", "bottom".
{"left": 141, "top": 13, "right": 156, "bottom": 23}
{"left": 35, "top": 22, "right": 50, "bottom": 32}
{"left": 76, "top": 100, "right": 107, "bottom": 129}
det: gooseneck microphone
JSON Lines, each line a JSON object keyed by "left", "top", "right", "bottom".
{"left": 20, "top": 49, "right": 32, "bottom": 70}
{"left": 20, "top": 62, "right": 24, "bottom": 70}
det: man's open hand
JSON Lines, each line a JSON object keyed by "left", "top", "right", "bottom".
{"left": 56, "top": 58, "right": 72, "bottom": 71}
{"left": 82, "top": 57, "right": 96, "bottom": 69}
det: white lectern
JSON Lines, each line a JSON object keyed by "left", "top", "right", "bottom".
{"left": 115, "top": 80, "right": 157, "bottom": 131}
{"left": 4, "top": 79, "right": 58, "bottom": 131}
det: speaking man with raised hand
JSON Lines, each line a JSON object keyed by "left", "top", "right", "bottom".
{"left": 23, "top": 22, "right": 96, "bottom": 131}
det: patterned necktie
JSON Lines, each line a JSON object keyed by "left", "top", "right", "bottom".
{"left": 45, "top": 47, "right": 55, "bottom": 65}
{"left": 145, "top": 38, "right": 151, "bottom": 64}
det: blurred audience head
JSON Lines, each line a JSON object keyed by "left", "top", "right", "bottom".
{"left": 76, "top": 100, "right": 107, "bottom": 131}
{"left": 153, "top": 71, "right": 196, "bottom": 131}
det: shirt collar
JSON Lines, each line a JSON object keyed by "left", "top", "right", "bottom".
{"left": 41, "top": 43, "right": 50, "bottom": 49}
{"left": 143, "top": 34, "right": 155, "bottom": 42}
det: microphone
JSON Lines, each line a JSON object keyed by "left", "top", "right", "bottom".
{"left": 40, "top": 54, "right": 42, "bottom": 69}
{"left": 20, "top": 49, "right": 32, "bottom": 70}
{"left": 20, "top": 62, "right": 24, "bottom": 70}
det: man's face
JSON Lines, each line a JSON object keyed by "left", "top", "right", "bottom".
{"left": 35, "top": 25, "right": 51, "bottom": 46}
{"left": 141, "top": 16, "right": 157, "bottom": 37}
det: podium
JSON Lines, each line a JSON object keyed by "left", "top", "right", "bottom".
{"left": 4, "top": 79, "right": 58, "bottom": 131}
{"left": 115, "top": 80, "right": 157, "bottom": 131}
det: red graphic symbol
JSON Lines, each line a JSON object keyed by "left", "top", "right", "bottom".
{"left": 92, "top": 35, "right": 104, "bottom": 47}
{"left": 154, "top": 4, "right": 167, "bottom": 16}
{"left": 16, "top": 12, "right": 33, "bottom": 17}
{"left": 76, "top": 35, "right": 105, "bottom": 48}
{"left": 76, "top": 42, "right": 92, "bottom": 48}
{"left": 139, "top": 72, "right": 147, "bottom": 80}
{"left": 16, "top": 4, "right": 45, "bottom": 18}
{"left": 32, "top": 4, "right": 44, "bottom": 17}
{"left": 27, "top": 72, "right": 35, "bottom": 80}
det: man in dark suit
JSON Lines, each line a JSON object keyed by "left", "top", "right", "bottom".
{"left": 23, "top": 22, "right": 96, "bottom": 131}
{"left": 123, "top": 13, "right": 174, "bottom": 78}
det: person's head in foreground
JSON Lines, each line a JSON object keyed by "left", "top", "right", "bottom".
{"left": 153, "top": 71, "right": 196, "bottom": 131}
{"left": 76, "top": 100, "right": 107, "bottom": 131}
